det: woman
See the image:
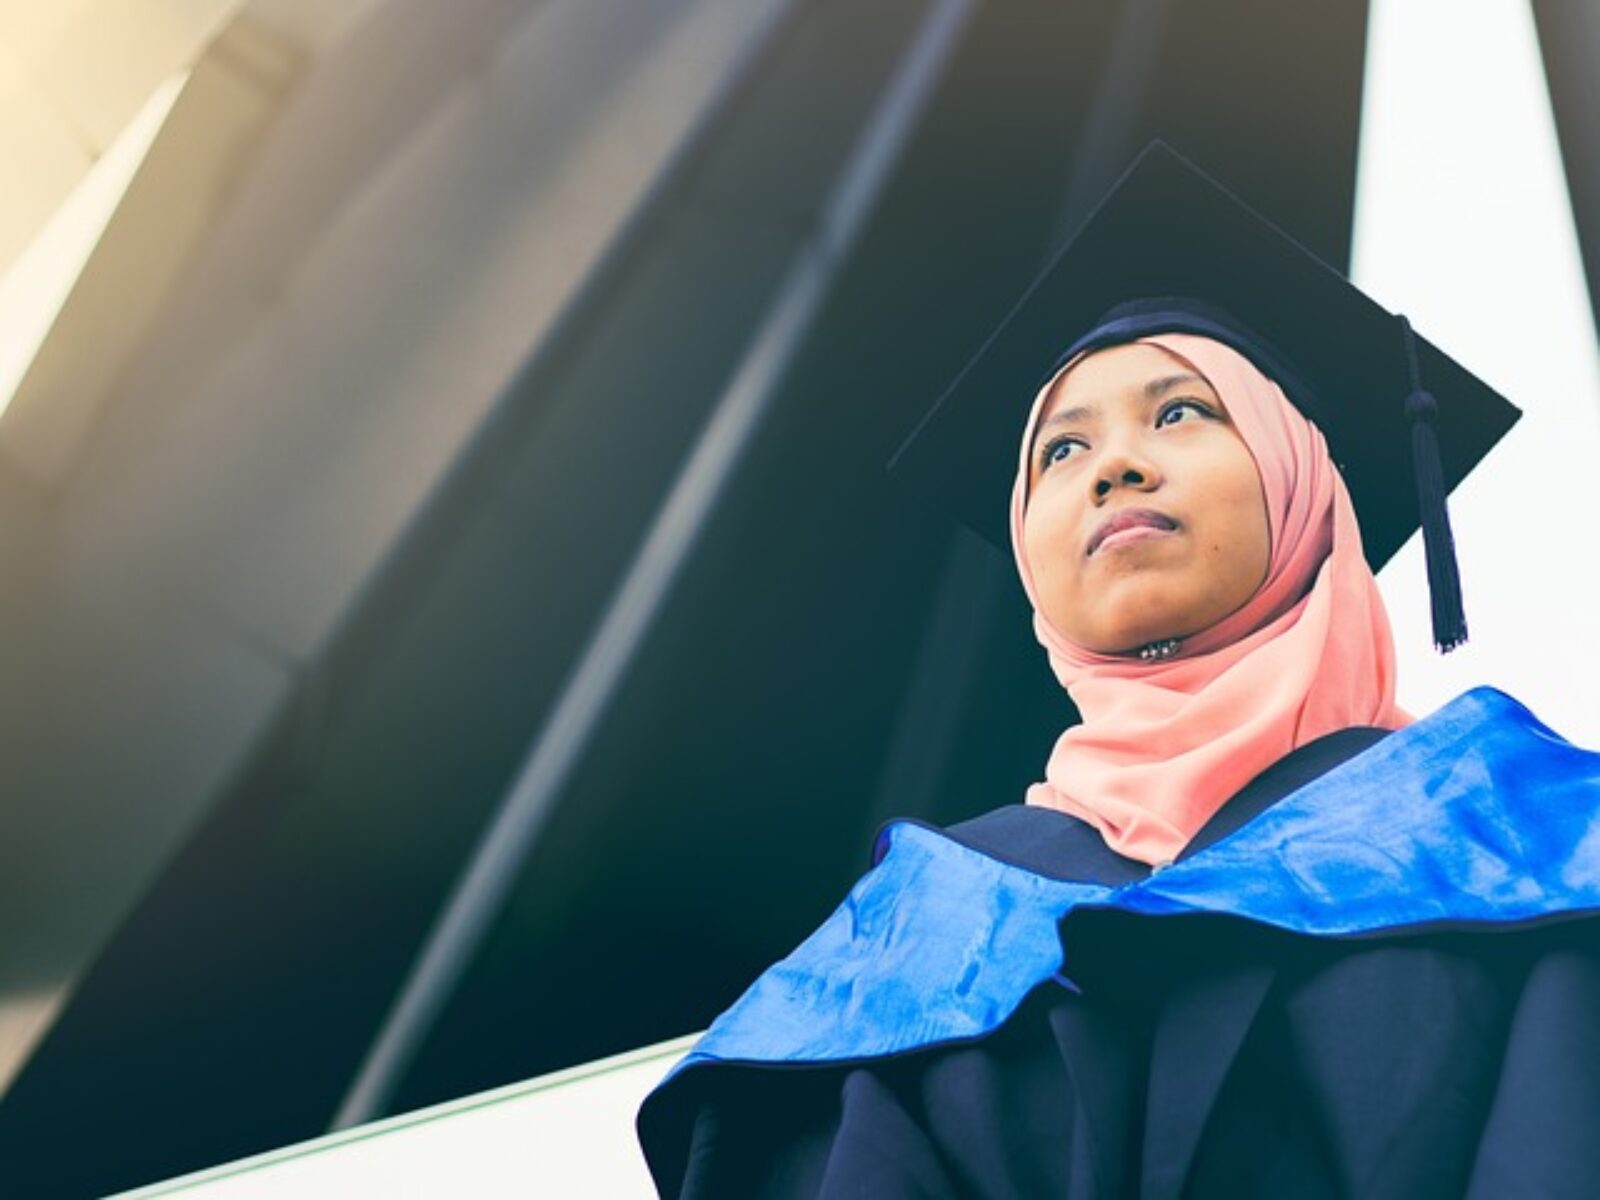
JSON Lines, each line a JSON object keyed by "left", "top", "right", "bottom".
{"left": 637, "top": 144, "right": 1600, "bottom": 1198}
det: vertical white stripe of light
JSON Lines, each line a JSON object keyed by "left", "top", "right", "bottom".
{"left": 0, "top": 71, "right": 187, "bottom": 417}
{"left": 1353, "top": 0, "right": 1600, "bottom": 743}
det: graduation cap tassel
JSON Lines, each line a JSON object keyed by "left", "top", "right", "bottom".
{"left": 1398, "top": 315, "right": 1468, "bottom": 652}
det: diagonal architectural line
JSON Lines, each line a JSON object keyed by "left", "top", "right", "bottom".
{"left": 331, "top": 0, "right": 982, "bottom": 1130}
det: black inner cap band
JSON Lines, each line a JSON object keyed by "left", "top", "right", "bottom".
{"left": 1042, "top": 297, "right": 1343, "bottom": 467}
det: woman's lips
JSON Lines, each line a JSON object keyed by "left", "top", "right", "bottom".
{"left": 1086, "top": 508, "right": 1179, "bottom": 556}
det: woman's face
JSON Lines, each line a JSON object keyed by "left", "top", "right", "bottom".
{"left": 1022, "top": 342, "right": 1271, "bottom": 654}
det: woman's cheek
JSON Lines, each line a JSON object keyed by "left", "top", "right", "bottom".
{"left": 1022, "top": 501, "right": 1062, "bottom": 577}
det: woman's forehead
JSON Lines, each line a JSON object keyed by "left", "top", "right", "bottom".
{"left": 1036, "top": 342, "right": 1215, "bottom": 426}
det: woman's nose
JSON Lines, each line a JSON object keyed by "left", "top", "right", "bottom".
{"left": 1092, "top": 449, "right": 1161, "bottom": 500}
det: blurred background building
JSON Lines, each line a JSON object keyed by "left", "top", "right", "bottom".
{"left": 0, "top": 0, "right": 1595, "bottom": 1194}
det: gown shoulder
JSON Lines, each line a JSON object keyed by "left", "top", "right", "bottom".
{"left": 639, "top": 687, "right": 1600, "bottom": 1198}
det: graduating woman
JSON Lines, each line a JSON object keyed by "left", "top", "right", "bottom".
{"left": 637, "top": 144, "right": 1600, "bottom": 1198}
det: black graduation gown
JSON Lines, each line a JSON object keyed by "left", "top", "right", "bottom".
{"left": 637, "top": 690, "right": 1600, "bottom": 1198}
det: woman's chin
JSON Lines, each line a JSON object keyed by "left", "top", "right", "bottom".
{"left": 1056, "top": 593, "right": 1200, "bottom": 656}
{"left": 1110, "top": 628, "right": 1189, "bottom": 655}
{"left": 1059, "top": 620, "right": 1191, "bottom": 656}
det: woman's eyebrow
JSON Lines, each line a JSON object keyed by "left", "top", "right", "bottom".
{"left": 1036, "top": 372, "right": 1209, "bottom": 435}
{"left": 1145, "top": 371, "right": 1207, "bottom": 397}
{"left": 1037, "top": 404, "right": 1096, "bottom": 434}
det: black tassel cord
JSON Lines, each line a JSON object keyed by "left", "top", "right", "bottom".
{"left": 1398, "top": 315, "right": 1468, "bottom": 652}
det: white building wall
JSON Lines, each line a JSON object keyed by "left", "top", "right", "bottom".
{"left": 0, "top": 0, "right": 790, "bottom": 1088}
{"left": 1357, "top": 0, "right": 1600, "bottom": 742}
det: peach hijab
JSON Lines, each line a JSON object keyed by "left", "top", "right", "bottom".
{"left": 1009, "top": 333, "right": 1407, "bottom": 865}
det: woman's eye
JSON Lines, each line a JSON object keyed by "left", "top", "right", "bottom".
{"left": 1038, "top": 436, "right": 1085, "bottom": 471}
{"left": 1156, "top": 398, "right": 1213, "bottom": 428}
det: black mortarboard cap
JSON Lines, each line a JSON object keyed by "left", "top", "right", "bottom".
{"left": 888, "top": 141, "right": 1522, "bottom": 651}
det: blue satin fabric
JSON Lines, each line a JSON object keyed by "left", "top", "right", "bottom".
{"left": 677, "top": 688, "right": 1600, "bottom": 1074}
